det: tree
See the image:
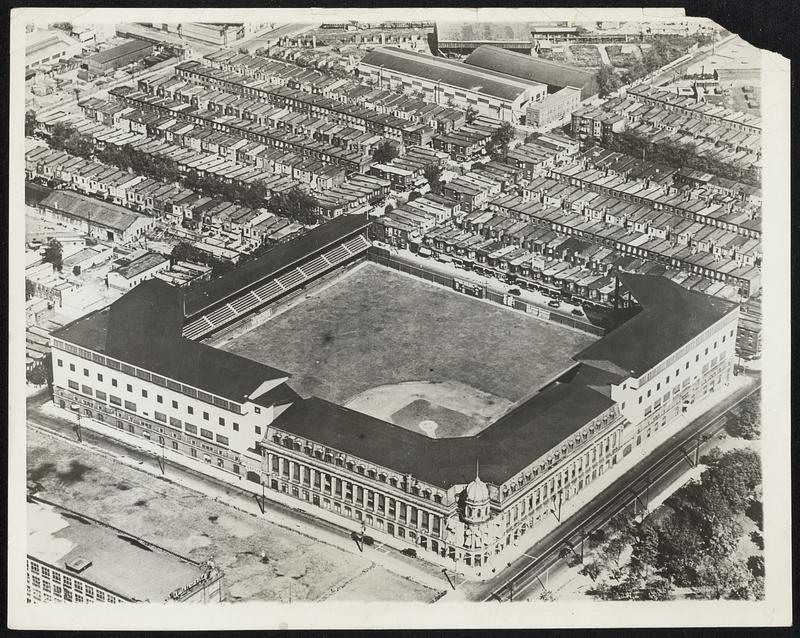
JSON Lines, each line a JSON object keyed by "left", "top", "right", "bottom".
{"left": 629, "top": 523, "right": 660, "bottom": 578}
{"left": 423, "top": 163, "right": 443, "bottom": 194}
{"left": 26, "top": 363, "right": 48, "bottom": 387}
{"left": 641, "top": 577, "right": 672, "bottom": 601}
{"left": 485, "top": 122, "right": 515, "bottom": 162}
{"left": 695, "top": 556, "right": 752, "bottom": 600}
{"left": 52, "top": 21, "right": 73, "bottom": 32}
{"left": 703, "top": 448, "right": 762, "bottom": 511}
{"left": 266, "top": 187, "right": 319, "bottom": 225}
{"left": 408, "top": 190, "right": 421, "bottom": 202}
{"left": 747, "top": 555, "right": 765, "bottom": 578}
{"left": 597, "top": 64, "right": 623, "bottom": 97}
{"left": 72, "top": 265, "right": 81, "bottom": 277}
{"left": 25, "top": 110, "right": 37, "bottom": 137}
{"left": 42, "top": 239, "right": 63, "bottom": 272}
{"left": 25, "top": 279, "right": 36, "bottom": 301}
{"left": 725, "top": 396, "right": 760, "bottom": 439}
{"left": 384, "top": 203, "right": 394, "bottom": 214}
{"left": 579, "top": 561, "right": 601, "bottom": 582}
{"left": 465, "top": 105, "right": 478, "bottom": 124}
{"left": 372, "top": 140, "right": 399, "bottom": 164}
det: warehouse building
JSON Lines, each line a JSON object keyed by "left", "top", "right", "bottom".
{"left": 464, "top": 45, "right": 599, "bottom": 101}
{"left": 27, "top": 495, "right": 225, "bottom": 603}
{"left": 37, "top": 190, "right": 155, "bottom": 244}
{"left": 25, "top": 29, "right": 83, "bottom": 71}
{"left": 82, "top": 39, "right": 153, "bottom": 77}
{"left": 358, "top": 47, "right": 548, "bottom": 124}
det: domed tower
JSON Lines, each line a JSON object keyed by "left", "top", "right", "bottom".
{"left": 463, "top": 462, "right": 491, "bottom": 525}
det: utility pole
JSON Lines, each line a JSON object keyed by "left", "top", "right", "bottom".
{"left": 74, "top": 412, "right": 82, "bottom": 443}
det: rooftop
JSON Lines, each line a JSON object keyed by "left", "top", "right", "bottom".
{"left": 86, "top": 38, "right": 152, "bottom": 66}
{"left": 465, "top": 45, "right": 598, "bottom": 99}
{"left": 52, "top": 279, "right": 290, "bottom": 404}
{"left": 111, "top": 251, "right": 169, "bottom": 280}
{"left": 184, "top": 213, "right": 371, "bottom": 317}
{"left": 38, "top": 191, "right": 147, "bottom": 233}
{"left": 576, "top": 272, "right": 738, "bottom": 378}
{"left": 27, "top": 497, "right": 205, "bottom": 602}
{"left": 360, "top": 47, "right": 545, "bottom": 102}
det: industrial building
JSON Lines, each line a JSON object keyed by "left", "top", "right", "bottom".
{"left": 82, "top": 39, "right": 153, "bottom": 77}
{"left": 49, "top": 211, "right": 740, "bottom": 575}
{"left": 37, "top": 190, "right": 155, "bottom": 244}
{"left": 464, "top": 45, "right": 599, "bottom": 101}
{"left": 358, "top": 47, "right": 548, "bottom": 124}
{"left": 25, "top": 29, "right": 83, "bottom": 71}
{"left": 27, "top": 495, "right": 225, "bottom": 603}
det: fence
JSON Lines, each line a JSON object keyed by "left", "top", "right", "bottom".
{"left": 368, "top": 251, "right": 605, "bottom": 337}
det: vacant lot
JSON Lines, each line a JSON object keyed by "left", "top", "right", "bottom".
{"left": 221, "top": 263, "right": 595, "bottom": 433}
{"left": 26, "top": 428, "right": 440, "bottom": 603}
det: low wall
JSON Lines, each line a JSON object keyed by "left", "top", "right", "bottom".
{"left": 367, "top": 251, "right": 605, "bottom": 337}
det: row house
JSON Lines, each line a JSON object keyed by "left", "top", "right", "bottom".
{"left": 441, "top": 172, "right": 502, "bottom": 214}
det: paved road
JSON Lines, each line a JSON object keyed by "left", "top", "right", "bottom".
{"left": 460, "top": 373, "right": 760, "bottom": 602}
{"left": 25, "top": 390, "right": 446, "bottom": 591}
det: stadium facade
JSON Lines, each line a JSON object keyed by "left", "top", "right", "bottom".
{"left": 49, "top": 216, "right": 739, "bottom": 576}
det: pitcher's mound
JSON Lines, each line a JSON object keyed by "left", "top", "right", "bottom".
{"left": 345, "top": 380, "right": 513, "bottom": 438}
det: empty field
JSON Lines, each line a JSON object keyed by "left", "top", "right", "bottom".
{"left": 221, "top": 263, "right": 596, "bottom": 436}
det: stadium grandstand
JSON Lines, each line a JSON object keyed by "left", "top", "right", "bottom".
{"left": 181, "top": 214, "right": 372, "bottom": 340}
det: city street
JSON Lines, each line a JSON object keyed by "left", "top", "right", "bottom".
{"left": 25, "top": 390, "right": 450, "bottom": 601}
{"left": 456, "top": 372, "right": 760, "bottom": 601}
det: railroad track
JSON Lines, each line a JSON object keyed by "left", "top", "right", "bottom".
{"left": 482, "top": 381, "right": 760, "bottom": 602}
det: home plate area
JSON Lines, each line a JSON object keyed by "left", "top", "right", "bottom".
{"left": 345, "top": 380, "right": 514, "bottom": 438}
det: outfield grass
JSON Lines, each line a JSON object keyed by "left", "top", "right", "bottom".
{"left": 221, "top": 263, "right": 596, "bottom": 406}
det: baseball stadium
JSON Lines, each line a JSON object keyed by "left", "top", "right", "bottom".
{"left": 50, "top": 214, "right": 740, "bottom": 575}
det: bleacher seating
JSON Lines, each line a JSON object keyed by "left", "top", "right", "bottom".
{"left": 181, "top": 232, "right": 371, "bottom": 339}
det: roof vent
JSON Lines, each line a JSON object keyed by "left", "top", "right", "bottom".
{"left": 66, "top": 557, "right": 93, "bottom": 573}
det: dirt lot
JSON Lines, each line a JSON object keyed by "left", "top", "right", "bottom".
{"left": 324, "top": 565, "right": 439, "bottom": 602}
{"left": 220, "top": 263, "right": 594, "bottom": 433}
{"left": 26, "top": 427, "right": 440, "bottom": 603}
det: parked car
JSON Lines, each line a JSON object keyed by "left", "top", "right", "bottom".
{"left": 571, "top": 308, "right": 584, "bottom": 317}
{"left": 401, "top": 548, "right": 417, "bottom": 558}
{"left": 508, "top": 288, "right": 521, "bottom": 296}
{"left": 547, "top": 300, "right": 561, "bottom": 308}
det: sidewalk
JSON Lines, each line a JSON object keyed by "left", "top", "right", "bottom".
{"left": 35, "top": 401, "right": 451, "bottom": 595}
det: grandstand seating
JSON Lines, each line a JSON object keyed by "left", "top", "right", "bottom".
{"left": 181, "top": 233, "right": 371, "bottom": 340}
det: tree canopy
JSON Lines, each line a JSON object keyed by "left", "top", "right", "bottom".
{"left": 25, "top": 110, "right": 37, "bottom": 137}
{"left": 423, "top": 163, "right": 443, "bottom": 194}
{"left": 42, "top": 238, "right": 63, "bottom": 272}
{"left": 597, "top": 64, "right": 624, "bottom": 98}
{"left": 266, "top": 187, "right": 319, "bottom": 225}
{"left": 486, "top": 123, "right": 515, "bottom": 162}
{"left": 725, "top": 395, "right": 761, "bottom": 440}
{"left": 372, "top": 140, "right": 399, "bottom": 164}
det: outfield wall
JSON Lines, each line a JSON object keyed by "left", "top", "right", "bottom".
{"left": 367, "top": 251, "right": 605, "bottom": 337}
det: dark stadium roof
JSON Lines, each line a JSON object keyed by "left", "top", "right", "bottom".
{"left": 184, "top": 214, "right": 371, "bottom": 317}
{"left": 464, "top": 45, "right": 599, "bottom": 100}
{"left": 274, "top": 379, "right": 614, "bottom": 489}
{"left": 576, "top": 273, "right": 738, "bottom": 378}
{"left": 53, "top": 279, "right": 290, "bottom": 403}
{"left": 360, "top": 47, "right": 545, "bottom": 102}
